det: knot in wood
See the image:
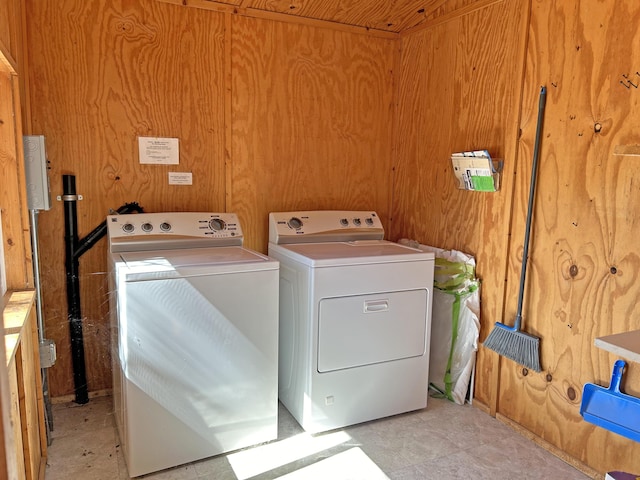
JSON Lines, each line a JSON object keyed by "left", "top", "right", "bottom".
{"left": 569, "top": 264, "right": 578, "bottom": 277}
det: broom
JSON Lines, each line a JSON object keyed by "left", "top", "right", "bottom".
{"left": 483, "top": 86, "right": 547, "bottom": 373}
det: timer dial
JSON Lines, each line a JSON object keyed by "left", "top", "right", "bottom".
{"left": 288, "top": 217, "right": 303, "bottom": 230}
{"left": 209, "top": 218, "right": 226, "bottom": 231}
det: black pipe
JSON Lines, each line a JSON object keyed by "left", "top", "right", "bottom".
{"left": 75, "top": 202, "right": 143, "bottom": 259}
{"left": 63, "top": 174, "right": 143, "bottom": 404}
{"left": 63, "top": 175, "right": 87, "bottom": 404}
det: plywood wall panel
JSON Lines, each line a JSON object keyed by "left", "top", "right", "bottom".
{"left": 230, "top": 16, "right": 395, "bottom": 253}
{"left": 495, "top": 0, "right": 640, "bottom": 473}
{"left": 25, "top": 0, "right": 226, "bottom": 396}
{"left": 392, "top": 0, "right": 528, "bottom": 409}
{"left": 244, "top": 0, "right": 447, "bottom": 32}
{"left": 16, "top": 0, "right": 640, "bottom": 472}
{"left": 0, "top": 0, "right": 12, "bottom": 56}
{"left": 0, "top": 0, "right": 23, "bottom": 68}
{"left": 26, "top": 0, "right": 394, "bottom": 397}
{"left": 0, "top": 67, "right": 31, "bottom": 292}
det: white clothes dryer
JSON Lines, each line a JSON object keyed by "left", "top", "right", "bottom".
{"left": 268, "top": 211, "right": 434, "bottom": 433}
{"left": 107, "top": 212, "right": 279, "bottom": 477}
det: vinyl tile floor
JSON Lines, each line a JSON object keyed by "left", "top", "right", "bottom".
{"left": 44, "top": 395, "right": 592, "bottom": 480}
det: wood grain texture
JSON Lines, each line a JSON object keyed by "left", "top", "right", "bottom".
{"left": 20, "top": 0, "right": 640, "bottom": 472}
{"left": 392, "top": 0, "right": 528, "bottom": 410}
{"left": 230, "top": 15, "right": 395, "bottom": 252}
{"left": 25, "top": 0, "right": 226, "bottom": 396}
{"left": 15, "top": 307, "right": 43, "bottom": 480}
{"left": 173, "top": 0, "right": 490, "bottom": 35}
{"left": 0, "top": 66, "right": 31, "bottom": 291}
{"left": 0, "top": 0, "right": 12, "bottom": 59}
{"left": 496, "top": 0, "right": 640, "bottom": 473}
{"left": 0, "top": 26, "right": 29, "bottom": 475}
{"left": 26, "top": 0, "right": 394, "bottom": 397}
{"left": 230, "top": 0, "right": 452, "bottom": 32}
{"left": 0, "top": 0, "right": 22, "bottom": 69}
{"left": 157, "top": 0, "right": 398, "bottom": 38}
{"left": 0, "top": 317, "right": 12, "bottom": 480}
{"left": 7, "top": 357, "right": 25, "bottom": 480}
{"left": 401, "top": 0, "right": 503, "bottom": 37}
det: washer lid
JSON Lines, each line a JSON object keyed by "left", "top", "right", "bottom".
{"left": 271, "top": 240, "right": 434, "bottom": 267}
{"left": 113, "top": 246, "right": 278, "bottom": 279}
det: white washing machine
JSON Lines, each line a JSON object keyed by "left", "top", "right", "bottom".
{"left": 107, "top": 212, "right": 279, "bottom": 477}
{"left": 268, "top": 210, "right": 435, "bottom": 433}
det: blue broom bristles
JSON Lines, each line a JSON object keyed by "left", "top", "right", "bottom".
{"left": 484, "top": 322, "right": 541, "bottom": 372}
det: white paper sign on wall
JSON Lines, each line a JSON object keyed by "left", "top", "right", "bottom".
{"left": 168, "top": 172, "right": 193, "bottom": 185}
{"left": 138, "top": 137, "right": 179, "bottom": 165}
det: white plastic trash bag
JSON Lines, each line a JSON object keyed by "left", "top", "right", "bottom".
{"left": 399, "top": 239, "right": 480, "bottom": 405}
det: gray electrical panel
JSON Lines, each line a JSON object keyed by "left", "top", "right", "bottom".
{"left": 23, "top": 135, "right": 52, "bottom": 211}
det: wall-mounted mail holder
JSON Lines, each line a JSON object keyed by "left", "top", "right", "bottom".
{"left": 451, "top": 150, "right": 503, "bottom": 192}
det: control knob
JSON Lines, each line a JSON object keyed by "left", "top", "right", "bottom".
{"left": 288, "top": 217, "right": 303, "bottom": 230}
{"left": 209, "top": 218, "right": 226, "bottom": 231}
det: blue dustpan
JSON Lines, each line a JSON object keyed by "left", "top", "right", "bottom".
{"left": 580, "top": 360, "right": 640, "bottom": 442}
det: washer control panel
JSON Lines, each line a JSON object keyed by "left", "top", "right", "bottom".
{"left": 107, "top": 212, "right": 243, "bottom": 252}
{"left": 269, "top": 210, "right": 384, "bottom": 244}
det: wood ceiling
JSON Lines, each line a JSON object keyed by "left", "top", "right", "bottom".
{"left": 171, "top": 0, "right": 484, "bottom": 34}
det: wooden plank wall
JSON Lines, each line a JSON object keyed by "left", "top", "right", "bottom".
{"left": 1, "top": 0, "right": 33, "bottom": 472}
{"left": 394, "top": 0, "right": 640, "bottom": 474}
{"left": 229, "top": 15, "right": 394, "bottom": 251}
{"left": 6, "top": 357, "right": 24, "bottom": 480}
{"left": 392, "top": 0, "right": 528, "bottom": 410}
{"left": 25, "top": 0, "right": 227, "bottom": 397}
{"left": 16, "top": 306, "right": 44, "bottom": 480}
{"left": 0, "top": 55, "right": 31, "bottom": 292}
{"left": 23, "top": 0, "right": 640, "bottom": 473}
{"left": 499, "top": 0, "right": 640, "bottom": 473}
{"left": 24, "top": 0, "right": 396, "bottom": 397}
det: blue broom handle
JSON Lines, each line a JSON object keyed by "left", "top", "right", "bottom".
{"left": 515, "top": 86, "right": 547, "bottom": 330}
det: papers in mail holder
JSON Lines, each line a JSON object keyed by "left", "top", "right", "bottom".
{"left": 451, "top": 151, "right": 503, "bottom": 192}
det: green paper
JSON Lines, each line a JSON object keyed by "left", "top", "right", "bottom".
{"left": 470, "top": 175, "right": 495, "bottom": 191}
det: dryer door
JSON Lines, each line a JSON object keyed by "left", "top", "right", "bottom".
{"left": 317, "top": 289, "right": 428, "bottom": 373}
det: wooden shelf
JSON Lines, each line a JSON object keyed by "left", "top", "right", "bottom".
{"left": 595, "top": 330, "right": 640, "bottom": 364}
{"left": 4, "top": 290, "right": 36, "bottom": 366}
{"left": 2, "top": 290, "right": 46, "bottom": 480}
{"left": 3, "top": 291, "right": 36, "bottom": 334}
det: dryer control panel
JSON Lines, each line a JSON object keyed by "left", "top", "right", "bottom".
{"left": 269, "top": 210, "right": 384, "bottom": 244}
{"left": 107, "top": 212, "right": 243, "bottom": 252}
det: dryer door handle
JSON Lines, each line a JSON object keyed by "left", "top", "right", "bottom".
{"left": 363, "top": 299, "right": 389, "bottom": 313}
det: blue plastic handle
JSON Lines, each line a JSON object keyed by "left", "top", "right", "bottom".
{"left": 609, "top": 359, "right": 626, "bottom": 393}
{"left": 580, "top": 359, "right": 640, "bottom": 443}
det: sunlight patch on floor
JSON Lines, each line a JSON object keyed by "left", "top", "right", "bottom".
{"left": 227, "top": 430, "right": 351, "bottom": 479}
{"left": 274, "top": 447, "right": 390, "bottom": 480}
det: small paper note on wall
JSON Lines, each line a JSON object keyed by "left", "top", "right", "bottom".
{"left": 168, "top": 172, "right": 193, "bottom": 185}
{"left": 138, "top": 137, "right": 179, "bottom": 165}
